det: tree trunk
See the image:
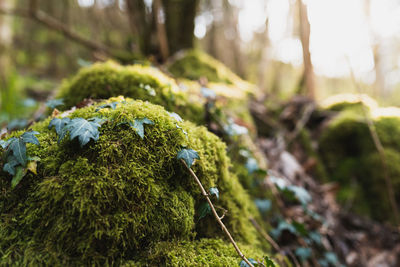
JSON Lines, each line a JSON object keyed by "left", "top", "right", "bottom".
{"left": 298, "top": 0, "right": 315, "bottom": 99}
{"left": 0, "top": 0, "right": 13, "bottom": 82}
{"left": 162, "top": 0, "right": 199, "bottom": 55}
{"left": 0, "top": 0, "right": 15, "bottom": 114}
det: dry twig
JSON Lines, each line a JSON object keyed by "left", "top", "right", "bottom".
{"left": 181, "top": 159, "right": 254, "bottom": 267}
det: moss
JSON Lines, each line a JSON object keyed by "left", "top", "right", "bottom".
{"left": 57, "top": 61, "right": 204, "bottom": 124}
{"left": 320, "top": 93, "right": 378, "bottom": 113}
{"left": 168, "top": 49, "right": 242, "bottom": 85}
{"left": 0, "top": 98, "right": 269, "bottom": 265}
{"left": 319, "top": 109, "right": 400, "bottom": 223}
{"left": 125, "top": 238, "right": 266, "bottom": 266}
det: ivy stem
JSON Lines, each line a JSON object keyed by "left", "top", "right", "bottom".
{"left": 181, "top": 159, "right": 254, "bottom": 267}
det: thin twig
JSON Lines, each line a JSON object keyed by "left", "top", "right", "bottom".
{"left": 249, "top": 217, "right": 300, "bottom": 267}
{"left": 346, "top": 57, "right": 400, "bottom": 226}
{"left": 181, "top": 159, "right": 254, "bottom": 267}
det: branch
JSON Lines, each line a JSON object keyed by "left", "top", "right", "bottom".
{"left": 0, "top": 5, "right": 131, "bottom": 61}
{"left": 181, "top": 159, "right": 254, "bottom": 267}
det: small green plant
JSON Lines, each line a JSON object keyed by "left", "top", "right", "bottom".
{"left": 49, "top": 117, "right": 103, "bottom": 147}
{"left": 1, "top": 131, "right": 40, "bottom": 188}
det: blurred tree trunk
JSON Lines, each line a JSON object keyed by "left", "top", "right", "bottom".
{"left": 364, "top": 0, "right": 384, "bottom": 97}
{"left": 297, "top": 0, "right": 315, "bottom": 99}
{"left": 257, "top": 18, "right": 270, "bottom": 91}
{"left": 125, "top": 0, "right": 153, "bottom": 55}
{"left": 162, "top": 0, "right": 199, "bottom": 55}
{"left": 0, "top": 0, "right": 13, "bottom": 82}
{"left": 0, "top": 0, "right": 14, "bottom": 114}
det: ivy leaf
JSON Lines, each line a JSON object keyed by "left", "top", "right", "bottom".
{"left": 264, "top": 256, "right": 276, "bottom": 267}
{"left": 177, "top": 148, "right": 199, "bottom": 168}
{"left": 95, "top": 102, "right": 119, "bottom": 111}
{"left": 11, "top": 166, "right": 27, "bottom": 188}
{"left": 201, "top": 87, "right": 216, "bottom": 99}
{"left": 132, "top": 118, "right": 154, "bottom": 139}
{"left": 168, "top": 112, "right": 183, "bottom": 122}
{"left": 0, "top": 137, "right": 16, "bottom": 149}
{"left": 9, "top": 138, "right": 27, "bottom": 165}
{"left": 254, "top": 199, "right": 271, "bottom": 214}
{"left": 295, "top": 247, "right": 312, "bottom": 262}
{"left": 49, "top": 118, "right": 71, "bottom": 135}
{"left": 209, "top": 187, "right": 219, "bottom": 199}
{"left": 66, "top": 118, "right": 102, "bottom": 147}
{"left": 198, "top": 202, "right": 211, "bottom": 220}
{"left": 45, "top": 98, "right": 64, "bottom": 109}
{"left": 245, "top": 157, "right": 259, "bottom": 174}
{"left": 3, "top": 155, "right": 19, "bottom": 175}
{"left": 21, "top": 131, "right": 40, "bottom": 146}
{"left": 88, "top": 117, "right": 106, "bottom": 125}
{"left": 286, "top": 185, "right": 312, "bottom": 205}
{"left": 239, "top": 258, "right": 258, "bottom": 267}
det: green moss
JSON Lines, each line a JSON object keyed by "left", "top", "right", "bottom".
{"left": 320, "top": 93, "right": 378, "bottom": 113}
{"left": 125, "top": 238, "right": 266, "bottom": 266}
{"left": 319, "top": 110, "right": 400, "bottom": 223}
{"left": 168, "top": 50, "right": 240, "bottom": 84}
{"left": 57, "top": 61, "right": 204, "bottom": 124}
{"left": 0, "top": 99, "right": 269, "bottom": 265}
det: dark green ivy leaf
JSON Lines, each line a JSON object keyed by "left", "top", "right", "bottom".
{"left": 209, "top": 187, "right": 219, "bottom": 199}
{"left": 295, "top": 247, "right": 312, "bottom": 262}
{"left": 45, "top": 98, "right": 64, "bottom": 109}
{"left": 239, "top": 258, "right": 258, "bottom": 267}
{"left": 21, "top": 131, "right": 40, "bottom": 146}
{"left": 0, "top": 137, "right": 16, "bottom": 149}
{"left": 132, "top": 118, "right": 154, "bottom": 139}
{"left": 168, "top": 112, "right": 183, "bottom": 122}
{"left": 67, "top": 118, "right": 101, "bottom": 147}
{"left": 49, "top": 118, "right": 71, "bottom": 135}
{"left": 9, "top": 138, "right": 27, "bottom": 165}
{"left": 177, "top": 148, "right": 199, "bottom": 168}
{"left": 95, "top": 102, "right": 119, "bottom": 111}
{"left": 198, "top": 202, "right": 211, "bottom": 220}
{"left": 3, "top": 155, "right": 19, "bottom": 175}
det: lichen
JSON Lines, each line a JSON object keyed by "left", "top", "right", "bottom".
{"left": 0, "top": 98, "right": 269, "bottom": 265}
{"left": 57, "top": 61, "right": 204, "bottom": 124}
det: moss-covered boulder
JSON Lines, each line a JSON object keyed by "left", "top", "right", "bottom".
{"left": 168, "top": 49, "right": 248, "bottom": 86}
{"left": 319, "top": 107, "right": 400, "bottom": 223}
{"left": 320, "top": 93, "right": 378, "bottom": 113}
{"left": 0, "top": 98, "right": 268, "bottom": 265}
{"left": 57, "top": 61, "right": 204, "bottom": 124}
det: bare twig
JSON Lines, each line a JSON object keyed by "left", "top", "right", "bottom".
{"left": 181, "top": 159, "right": 254, "bottom": 267}
{"left": 286, "top": 103, "right": 314, "bottom": 145}
{"left": 346, "top": 57, "right": 400, "bottom": 226}
{"left": 249, "top": 217, "right": 300, "bottom": 267}
{"left": 0, "top": 3, "right": 130, "bottom": 61}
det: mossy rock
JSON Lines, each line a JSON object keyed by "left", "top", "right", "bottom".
{"left": 57, "top": 61, "right": 204, "bottom": 124}
{"left": 168, "top": 49, "right": 246, "bottom": 85}
{"left": 319, "top": 109, "right": 400, "bottom": 223}
{"left": 320, "top": 93, "right": 378, "bottom": 113}
{"left": 0, "top": 98, "right": 268, "bottom": 265}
